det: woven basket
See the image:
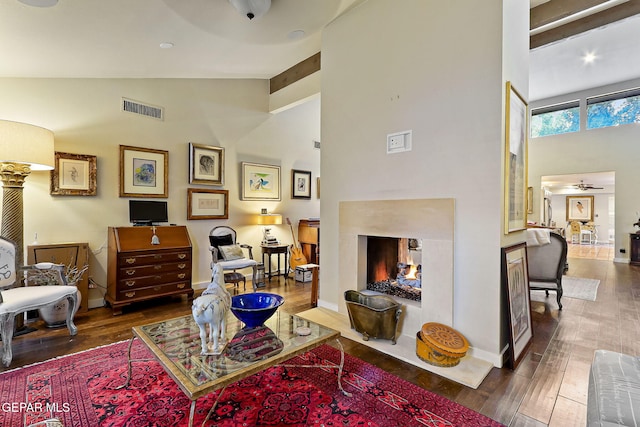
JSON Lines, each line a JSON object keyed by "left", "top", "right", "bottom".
{"left": 416, "top": 322, "right": 469, "bottom": 367}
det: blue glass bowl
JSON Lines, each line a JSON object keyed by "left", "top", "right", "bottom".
{"left": 230, "top": 293, "right": 285, "bottom": 328}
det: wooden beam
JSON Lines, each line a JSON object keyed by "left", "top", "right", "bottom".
{"left": 531, "top": 0, "right": 608, "bottom": 29}
{"left": 531, "top": 0, "right": 640, "bottom": 48}
{"left": 270, "top": 52, "right": 321, "bottom": 94}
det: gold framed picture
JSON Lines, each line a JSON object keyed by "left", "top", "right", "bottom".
{"left": 119, "top": 145, "right": 168, "bottom": 198}
{"left": 187, "top": 189, "right": 228, "bottom": 220}
{"left": 189, "top": 143, "right": 224, "bottom": 185}
{"left": 50, "top": 152, "right": 97, "bottom": 196}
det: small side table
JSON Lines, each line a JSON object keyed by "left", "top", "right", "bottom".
{"left": 261, "top": 244, "right": 289, "bottom": 281}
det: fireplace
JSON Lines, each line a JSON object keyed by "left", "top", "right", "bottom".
{"left": 366, "top": 236, "right": 421, "bottom": 301}
{"left": 339, "top": 198, "right": 454, "bottom": 340}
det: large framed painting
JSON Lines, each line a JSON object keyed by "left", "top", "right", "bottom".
{"left": 189, "top": 143, "right": 224, "bottom": 185}
{"left": 187, "top": 189, "right": 228, "bottom": 220}
{"left": 119, "top": 145, "right": 168, "bottom": 198}
{"left": 50, "top": 152, "right": 97, "bottom": 196}
{"left": 504, "top": 81, "right": 528, "bottom": 234}
{"left": 241, "top": 162, "right": 281, "bottom": 201}
{"left": 502, "top": 242, "right": 533, "bottom": 369}
{"left": 566, "top": 195, "right": 594, "bottom": 222}
{"left": 291, "top": 169, "right": 312, "bottom": 199}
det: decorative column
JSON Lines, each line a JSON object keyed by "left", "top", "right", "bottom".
{"left": 0, "top": 162, "right": 31, "bottom": 268}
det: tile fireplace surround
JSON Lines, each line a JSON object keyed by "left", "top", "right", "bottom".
{"left": 311, "top": 198, "right": 493, "bottom": 388}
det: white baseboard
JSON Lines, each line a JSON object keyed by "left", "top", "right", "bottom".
{"left": 614, "top": 257, "right": 630, "bottom": 264}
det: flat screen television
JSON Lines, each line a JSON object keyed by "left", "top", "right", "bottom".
{"left": 129, "top": 200, "right": 168, "bottom": 226}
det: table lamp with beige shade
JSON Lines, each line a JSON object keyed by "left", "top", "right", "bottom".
{"left": 255, "top": 210, "right": 282, "bottom": 245}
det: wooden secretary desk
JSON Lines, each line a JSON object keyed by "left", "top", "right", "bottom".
{"left": 106, "top": 226, "right": 194, "bottom": 315}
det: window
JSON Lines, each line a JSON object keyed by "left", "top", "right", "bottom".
{"left": 587, "top": 88, "right": 640, "bottom": 129}
{"left": 530, "top": 101, "right": 580, "bottom": 138}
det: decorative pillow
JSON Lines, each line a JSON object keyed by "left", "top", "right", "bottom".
{"left": 219, "top": 244, "right": 245, "bottom": 261}
{"left": 209, "top": 234, "right": 233, "bottom": 249}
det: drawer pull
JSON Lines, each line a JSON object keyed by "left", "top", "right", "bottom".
{"left": 178, "top": 254, "right": 187, "bottom": 259}
{"left": 125, "top": 258, "right": 136, "bottom": 264}
{"left": 125, "top": 291, "right": 135, "bottom": 298}
{"left": 126, "top": 280, "right": 136, "bottom": 287}
{"left": 178, "top": 263, "right": 186, "bottom": 269}
{"left": 178, "top": 273, "right": 186, "bottom": 279}
{"left": 154, "top": 286, "right": 161, "bottom": 291}
{"left": 154, "top": 254, "right": 162, "bottom": 259}
{"left": 177, "top": 283, "right": 186, "bottom": 289}
{"left": 126, "top": 270, "right": 135, "bottom": 276}
{"left": 154, "top": 265, "right": 162, "bottom": 270}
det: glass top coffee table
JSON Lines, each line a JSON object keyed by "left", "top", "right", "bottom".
{"left": 120, "top": 311, "right": 344, "bottom": 427}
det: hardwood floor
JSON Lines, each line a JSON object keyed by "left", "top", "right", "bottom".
{"left": 2, "top": 258, "right": 632, "bottom": 426}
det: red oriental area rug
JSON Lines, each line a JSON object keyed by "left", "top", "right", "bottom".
{"left": 0, "top": 340, "right": 503, "bottom": 427}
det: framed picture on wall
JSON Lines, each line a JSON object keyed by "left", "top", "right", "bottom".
{"left": 187, "top": 189, "right": 228, "bottom": 220}
{"left": 566, "top": 195, "right": 594, "bottom": 222}
{"left": 241, "top": 162, "right": 281, "bottom": 201}
{"left": 291, "top": 169, "right": 312, "bottom": 199}
{"left": 502, "top": 242, "right": 533, "bottom": 369}
{"left": 119, "top": 145, "right": 168, "bottom": 198}
{"left": 504, "top": 81, "right": 528, "bottom": 234}
{"left": 189, "top": 143, "right": 224, "bottom": 185}
{"left": 50, "top": 152, "right": 97, "bottom": 196}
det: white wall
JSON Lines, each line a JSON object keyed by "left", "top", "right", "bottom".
{"left": 320, "top": 0, "right": 529, "bottom": 366}
{"left": 0, "top": 78, "right": 320, "bottom": 303}
{"left": 529, "top": 77, "right": 640, "bottom": 260}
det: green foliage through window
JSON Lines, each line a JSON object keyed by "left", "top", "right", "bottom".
{"left": 530, "top": 105, "right": 580, "bottom": 138}
{"left": 587, "top": 92, "right": 640, "bottom": 129}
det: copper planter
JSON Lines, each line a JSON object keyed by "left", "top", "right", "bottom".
{"left": 344, "top": 290, "right": 402, "bottom": 344}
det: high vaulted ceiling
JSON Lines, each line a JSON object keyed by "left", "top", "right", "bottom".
{"left": 0, "top": 0, "right": 639, "bottom": 101}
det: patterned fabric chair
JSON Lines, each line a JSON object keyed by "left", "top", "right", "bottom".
{"left": 209, "top": 226, "right": 258, "bottom": 291}
{"left": 0, "top": 236, "right": 79, "bottom": 367}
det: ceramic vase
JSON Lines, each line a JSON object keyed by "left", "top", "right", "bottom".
{"left": 38, "top": 285, "right": 80, "bottom": 328}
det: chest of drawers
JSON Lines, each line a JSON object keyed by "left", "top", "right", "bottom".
{"left": 106, "top": 226, "right": 194, "bottom": 315}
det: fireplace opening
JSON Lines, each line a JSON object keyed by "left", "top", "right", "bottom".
{"left": 365, "top": 236, "right": 421, "bottom": 301}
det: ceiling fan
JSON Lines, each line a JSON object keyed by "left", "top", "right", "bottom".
{"left": 573, "top": 180, "right": 604, "bottom": 191}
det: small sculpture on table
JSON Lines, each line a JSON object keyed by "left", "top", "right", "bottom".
{"left": 192, "top": 263, "right": 231, "bottom": 355}
{"left": 634, "top": 218, "right": 640, "bottom": 233}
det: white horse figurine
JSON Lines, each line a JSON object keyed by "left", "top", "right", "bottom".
{"left": 192, "top": 263, "right": 231, "bottom": 355}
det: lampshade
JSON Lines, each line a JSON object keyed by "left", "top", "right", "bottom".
{"left": 229, "top": 0, "right": 271, "bottom": 20}
{"left": 255, "top": 213, "right": 282, "bottom": 225}
{"left": 0, "top": 120, "right": 55, "bottom": 170}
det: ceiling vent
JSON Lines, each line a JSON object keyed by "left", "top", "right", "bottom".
{"left": 122, "top": 98, "right": 164, "bottom": 121}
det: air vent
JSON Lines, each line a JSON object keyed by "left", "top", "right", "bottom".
{"left": 313, "top": 140, "right": 321, "bottom": 149}
{"left": 122, "top": 98, "right": 164, "bottom": 121}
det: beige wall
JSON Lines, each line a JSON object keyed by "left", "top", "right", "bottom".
{"left": 0, "top": 78, "right": 320, "bottom": 304}
{"left": 320, "top": 0, "right": 529, "bottom": 366}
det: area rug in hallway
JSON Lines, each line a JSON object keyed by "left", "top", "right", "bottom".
{"left": 562, "top": 276, "right": 600, "bottom": 301}
{"left": 0, "top": 340, "right": 503, "bottom": 427}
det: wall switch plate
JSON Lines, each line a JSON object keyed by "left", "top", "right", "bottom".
{"left": 387, "top": 130, "right": 412, "bottom": 154}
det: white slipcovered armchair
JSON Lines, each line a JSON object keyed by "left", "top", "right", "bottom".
{"left": 0, "top": 236, "right": 79, "bottom": 367}
{"left": 209, "top": 226, "right": 258, "bottom": 291}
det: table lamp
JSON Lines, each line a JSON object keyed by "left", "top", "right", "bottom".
{"left": 0, "top": 120, "right": 55, "bottom": 268}
{"left": 255, "top": 210, "right": 282, "bottom": 245}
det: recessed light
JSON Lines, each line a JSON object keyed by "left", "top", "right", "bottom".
{"left": 583, "top": 52, "right": 597, "bottom": 64}
{"left": 159, "top": 42, "right": 174, "bottom": 49}
{"left": 18, "top": 0, "right": 58, "bottom": 7}
{"left": 287, "top": 30, "right": 305, "bottom": 40}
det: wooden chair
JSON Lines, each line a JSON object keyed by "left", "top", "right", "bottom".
{"left": 528, "top": 232, "right": 568, "bottom": 309}
{"left": 0, "top": 236, "right": 79, "bottom": 367}
{"left": 569, "top": 221, "right": 582, "bottom": 244}
{"left": 209, "top": 226, "right": 258, "bottom": 291}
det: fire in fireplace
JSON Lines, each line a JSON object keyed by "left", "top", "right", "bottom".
{"left": 365, "top": 236, "right": 421, "bottom": 301}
